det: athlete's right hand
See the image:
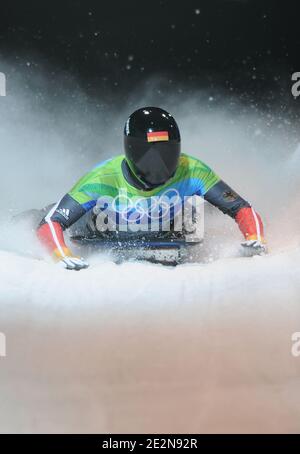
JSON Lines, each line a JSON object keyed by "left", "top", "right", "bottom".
{"left": 241, "top": 239, "right": 267, "bottom": 256}
{"left": 59, "top": 256, "right": 89, "bottom": 270}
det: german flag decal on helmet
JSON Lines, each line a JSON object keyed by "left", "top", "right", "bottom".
{"left": 147, "top": 131, "right": 169, "bottom": 142}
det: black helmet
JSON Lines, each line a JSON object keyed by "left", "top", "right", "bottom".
{"left": 124, "top": 107, "right": 181, "bottom": 187}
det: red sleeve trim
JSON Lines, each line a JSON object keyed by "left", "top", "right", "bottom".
{"left": 235, "top": 207, "right": 265, "bottom": 241}
{"left": 37, "top": 222, "right": 71, "bottom": 259}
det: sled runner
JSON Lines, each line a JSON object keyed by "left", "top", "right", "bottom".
{"left": 70, "top": 234, "right": 202, "bottom": 266}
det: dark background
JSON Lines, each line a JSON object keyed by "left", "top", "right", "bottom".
{"left": 0, "top": 0, "right": 299, "bottom": 105}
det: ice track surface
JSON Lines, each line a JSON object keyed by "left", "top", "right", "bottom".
{"left": 0, "top": 247, "right": 300, "bottom": 433}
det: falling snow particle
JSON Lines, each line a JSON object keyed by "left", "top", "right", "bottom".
{"left": 195, "top": 9, "right": 200, "bottom": 15}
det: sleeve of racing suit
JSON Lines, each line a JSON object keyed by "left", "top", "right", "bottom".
{"left": 37, "top": 194, "right": 87, "bottom": 260}
{"left": 204, "top": 180, "right": 265, "bottom": 242}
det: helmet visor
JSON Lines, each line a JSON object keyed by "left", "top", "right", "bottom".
{"left": 125, "top": 137, "right": 180, "bottom": 186}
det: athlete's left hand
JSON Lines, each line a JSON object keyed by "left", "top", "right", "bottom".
{"left": 241, "top": 240, "right": 267, "bottom": 256}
